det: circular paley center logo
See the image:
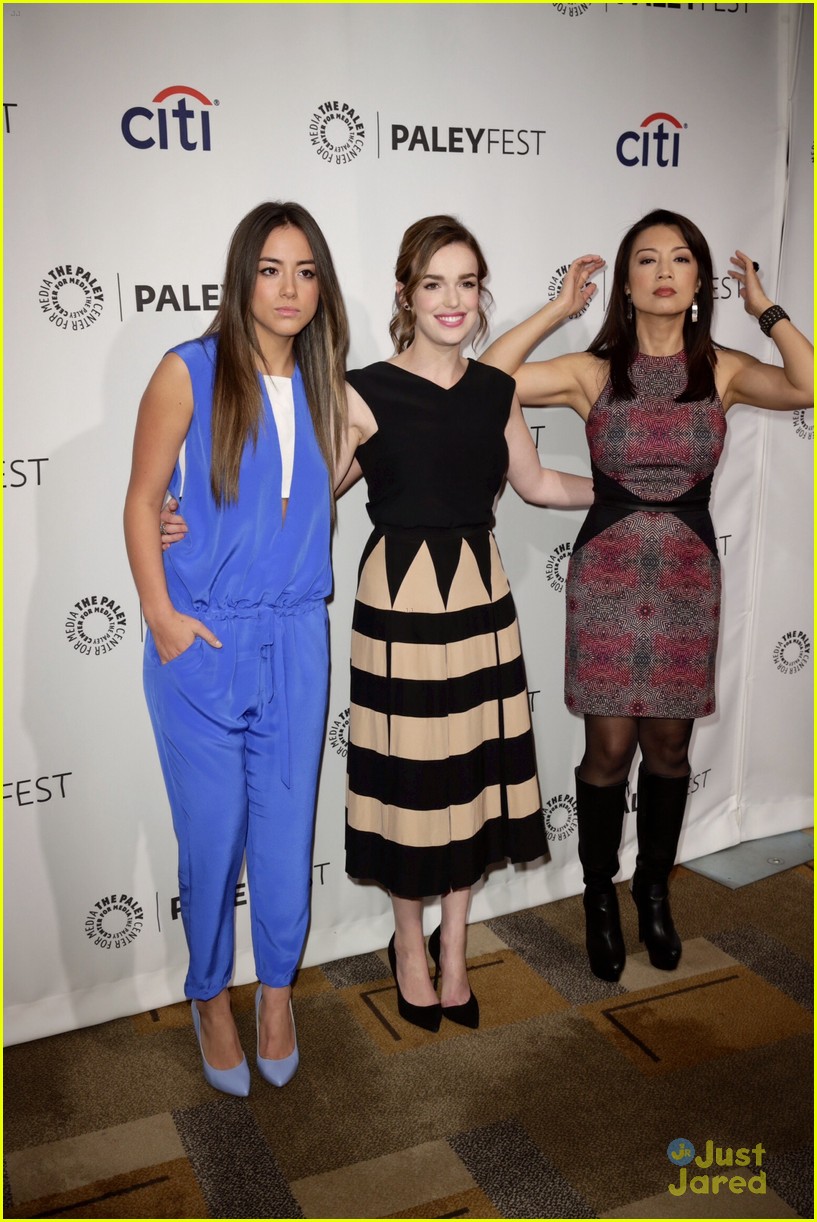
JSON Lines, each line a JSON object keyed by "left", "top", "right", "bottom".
{"left": 39, "top": 264, "right": 104, "bottom": 331}
{"left": 547, "top": 263, "right": 590, "bottom": 318}
{"left": 328, "top": 707, "right": 350, "bottom": 757}
{"left": 792, "top": 409, "right": 813, "bottom": 441}
{"left": 545, "top": 541, "right": 573, "bottom": 593}
{"left": 772, "top": 630, "right": 810, "bottom": 675}
{"left": 309, "top": 101, "right": 365, "bottom": 165}
{"left": 542, "top": 793, "right": 577, "bottom": 842}
{"left": 553, "top": 3, "right": 590, "bottom": 14}
{"left": 85, "top": 894, "right": 144, "bottom": 949}
{"left": 65, "top": 595, "right": 127, "bottom": 657}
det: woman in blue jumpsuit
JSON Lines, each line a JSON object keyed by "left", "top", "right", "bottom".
{"left": 162, "top": 219, "right": 599, "bottom": 1036}
{"left": 124, "top": 203, "right": 348, "bottom": 1094}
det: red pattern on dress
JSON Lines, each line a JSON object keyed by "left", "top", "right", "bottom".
{"left": 564, "top": 352, "right": 726, "bottom": 719}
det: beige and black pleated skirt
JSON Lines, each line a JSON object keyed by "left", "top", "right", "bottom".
{"left": 345, "top": 524, "right": 547, "bottom": 898}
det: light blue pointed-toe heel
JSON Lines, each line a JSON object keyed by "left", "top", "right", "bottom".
{"left": 190, "top": 999, "right": 250, "bottom": 1097}
{"left": 255, "top": 984, "right": 299, "bottom": 1087}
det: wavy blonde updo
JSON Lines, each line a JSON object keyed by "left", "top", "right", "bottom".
{"left": 388, "top": 214, "right": 493, "bottom": 354}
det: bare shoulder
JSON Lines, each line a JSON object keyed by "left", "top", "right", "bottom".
{"left": 572, "top": 350, "right": 608, "bottom": 388}
{"left": 143, "top": 351, "right": 193, "bottom": 408}
{"left": 345, "top": 378, "right": 370, "bottom": 414}
{"left": 344, "top": 379, "right": 378, "bottom": 442}
{"left": 568, "top": 351, "right": 609, "bottom": 417}
{"left": 131, "top": 351, "right": 194, "bottom": 470}
{"left": 713, "top": 346, "right": 753, "bottom": 407}
{"left": 713, "top": 346, "right": 749, "bottom": 376}
{"left": 511, "top": 349, "right": 608, "bottom": 416}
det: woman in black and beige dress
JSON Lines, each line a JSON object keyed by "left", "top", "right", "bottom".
{"left": 161, "top": 213, "right": 601, "bottom": 1030}
{"left": 342, "top": 217, "right": 598, "bottom": 1029}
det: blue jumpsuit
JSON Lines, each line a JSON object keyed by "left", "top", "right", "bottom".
{"left": 143, "top": 336, "right": 331, "bottom": 999}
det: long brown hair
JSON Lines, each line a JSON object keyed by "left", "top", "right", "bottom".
{"left": 588, "top": 208, "right": 717, "bottom": 402}
{"left": 204, "top": 202, "right": 349, "bottom": 510}
{"left": 388, "top": 215, "right": 492, "bottom": 353}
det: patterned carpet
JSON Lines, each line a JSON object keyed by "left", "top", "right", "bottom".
{"left": 4, "top": 861, "right": 813, "bottom": 1219}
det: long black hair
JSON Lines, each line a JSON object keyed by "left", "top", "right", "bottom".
{"left": 588, "top": 208, "right": 717, "bottom": 402}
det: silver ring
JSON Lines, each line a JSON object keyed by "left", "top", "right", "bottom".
{"left": 160, "top": 522, "right": 167, "bottom": 536}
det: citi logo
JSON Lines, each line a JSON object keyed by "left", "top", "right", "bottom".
{"left": 122, "top": 85, "right": 216, "bottom": 151}
{"left": 616, "top": 111, "right": 686, "bottom": 168}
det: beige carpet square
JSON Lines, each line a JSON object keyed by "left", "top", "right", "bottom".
{"left": 581, "top": 967, "right": 813, "bottom": 1075}
{"left": 619, "top": 936, "right": 740, "bottom": 992}
{"left": 388, "top": 1184, "right": 499, "bottom": 1217}
{"left": 5, "top": 1114, "right": 185, "bottom": 1202}
{"left": 291, "top": 1138, "right": 475, "bottom": 1218}
{"left": 7, "top": 1157, "right": 207, "bottom": 1219}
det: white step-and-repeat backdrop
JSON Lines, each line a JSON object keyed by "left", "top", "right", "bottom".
{"left": 5, "top": 3, "right": 812, "bottom": 1045}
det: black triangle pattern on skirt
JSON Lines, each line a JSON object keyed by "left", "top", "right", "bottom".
{"left": 384, "top": 531, "right": 493, "bottom": 609}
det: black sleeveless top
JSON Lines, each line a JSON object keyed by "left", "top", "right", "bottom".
{"left": 346, "top": 360, "right": 514, "bottom": 530}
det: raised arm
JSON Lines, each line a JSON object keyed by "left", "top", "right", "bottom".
{"left": 481, "top": 254, "right": 604, "bottom": 410}
{"left": 504, "top": 394, "right": 593, "bottom": 509}
{"left": 718, "top": 250, "right": 814, "bottom": 413}
{"left": 124, "top": 354, "right": 221, "bottom": 659}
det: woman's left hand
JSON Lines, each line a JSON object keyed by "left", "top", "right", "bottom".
{"left": 554, "top": 254, "right": 606, "bottom": 320}
{"left": 729, "top": 250, "right": 773, "bottom": 319}
{"left": 160, "top": 497, "right": 188, "bottom": 550}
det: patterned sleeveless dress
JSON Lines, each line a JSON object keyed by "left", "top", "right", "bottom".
{"left": 564, "top": 351, "right": 726, "bottom": 719}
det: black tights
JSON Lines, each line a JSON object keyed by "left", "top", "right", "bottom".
{"left": 578, "top": 714, "right": 694, "bottom": 787}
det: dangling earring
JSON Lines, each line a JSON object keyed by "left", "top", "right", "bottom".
{"left": 691, "top": 296, "right": 699, "bottom": 324}
{"left": 626, "top": 292, "right": 633, "bottom": 322}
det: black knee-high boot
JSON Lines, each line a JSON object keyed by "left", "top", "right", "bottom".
{"left": 575, "top": 770, "right": 628, "bottom": 982}
{"left": 631, "top": 762, "right": 689, "bottom": 970}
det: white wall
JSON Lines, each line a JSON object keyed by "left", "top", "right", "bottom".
{"left": 4, "top": 2, "right": 812, "bottom": 1044}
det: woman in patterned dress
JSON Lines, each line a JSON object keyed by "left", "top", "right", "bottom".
{"left": 482, "top": 209, "right": 813, "bottom": 983}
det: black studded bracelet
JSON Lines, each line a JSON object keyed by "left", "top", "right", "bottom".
{"left": 758, "top": 305, "right": 790, "bottom": 336}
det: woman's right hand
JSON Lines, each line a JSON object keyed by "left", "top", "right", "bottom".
{"left": 160, "top": 497, "right": 189, "bottom": 550}
{"left": 149, "top": 608, "right": 222, "bottom": 664}
{"left": 729, "top": 250, "right": 773, "bottom": 319}
{"left": 553, "top": 254, "right": 605, "bottom": 320}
